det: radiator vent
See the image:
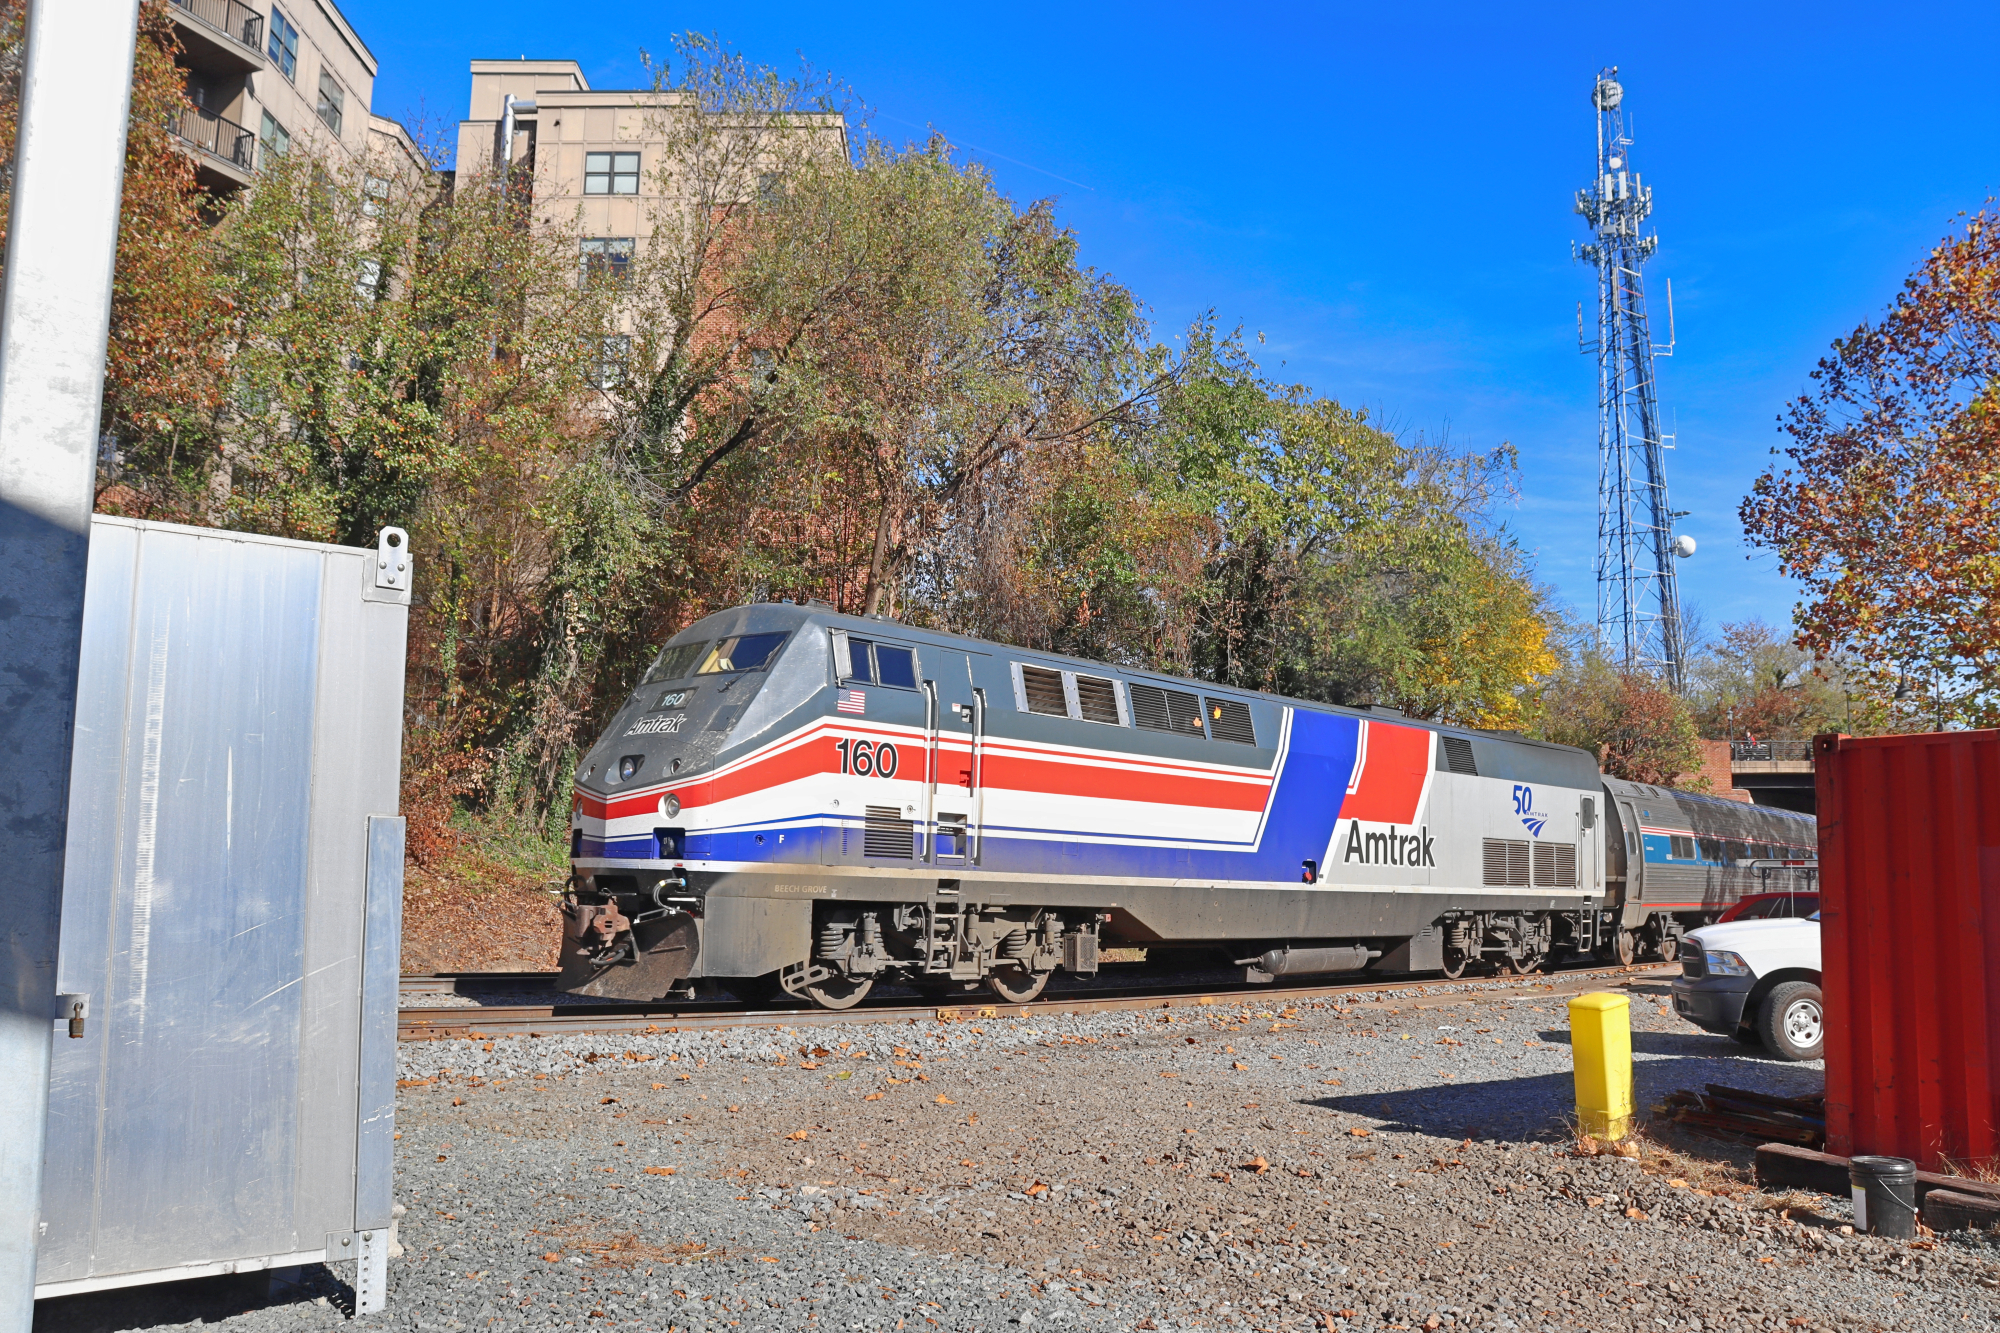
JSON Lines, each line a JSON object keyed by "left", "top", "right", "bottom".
{"left": 1074, "top": 674, "right": 1120, "bottom": 724}
{"left": 1131, "top": 684, "right": 1205, "bottom": 736}
{"left": 1020, "top": 665, "right": 1068, "bottom": 716}
{"left": 1440, "top": 736, "right": 1479, "bottom": 775}
{"left": 863, "top": 805, "right": 913, "bottom": 858}
{"left": 1204, "top": 697, "right": 1257, "bottom": 745}
{"left": 1533, "top": 841, "right": 1577, "bottom": 887}
{"left": 1482, "top": 837, "right": 1531, "bottom": 886}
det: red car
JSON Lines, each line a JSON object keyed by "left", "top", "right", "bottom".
{"left": 1718, "top": 891, "right": 1821, "bottom": 923}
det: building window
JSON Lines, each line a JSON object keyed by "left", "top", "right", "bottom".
{"left": 584, "top": 152, "right": 640, "bottom": 195}
{"left": 316, "top": 69, "right": 345, "bottom": 137}
{"left": 591, "top": 335, "right": 631, "bottom": 389}
{"left": 579, "top": 238, "right": 635, "bottom": 287}
{"left": 259, "top": 111, "right": 290, "bottom": 167}
{"left": 267, "top": 8, "right": 298, "bottom": 81}
{"left": 355, "top": 258, "right": 382, "bottom": 302}
{"left": 362, "top": 174, "right": 391, "bottom": 217}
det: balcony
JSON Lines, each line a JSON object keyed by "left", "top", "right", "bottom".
{"left": 169, "top": 0, "right": 266, "bottom": 77}
{"left": 170, "top": 105, "right": 256, "bottom": 190}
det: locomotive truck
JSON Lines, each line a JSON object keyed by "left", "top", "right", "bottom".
{"left": 560, "top": 603, "right": 1817, "bottom": 1009}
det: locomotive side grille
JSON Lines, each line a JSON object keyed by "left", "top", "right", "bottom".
{"left": 1020, "top": 665, "right": 1069, "bottom": 716}
{"left": 863, "top": 805, "right": 913, "bottom": 858}
{"left": 1131, "top": 684, "right": 1205, "bottom": 736}
{"left": 1440, "top": 736, "right": 1479, "bottom": 775}
{"left": 1204, "top": 697, "right": 1257, "bottom": 745}
{"left": 1533, "top": 841, "right": 1577, "bottom": 887}
{"left": 1483, "top": 838, "right": 1531, "bottom": 886}
{"left": 1074, "top": 674, "right": 1121, "bottom": 724}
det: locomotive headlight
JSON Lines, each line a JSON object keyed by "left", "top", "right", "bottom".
{"left": 659, "top": 793, "right": 680, "bottom": 817}
{"left": 1705, "top": 949, "right": 1751, "bottom": 976}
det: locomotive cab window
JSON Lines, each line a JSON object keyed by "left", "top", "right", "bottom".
{"left": 643, "top": 640, "right": 710, "bottom": 684}
{"left": 1011, "top": 663, "right": 1128, "bottom": 725}
{"left": 832, "top": 630, "right": 918, "bottom": 689}
{"left": 696, "top": 632, "right": 787, "bottom": 674}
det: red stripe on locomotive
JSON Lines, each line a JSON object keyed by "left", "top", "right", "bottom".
{"left": 1337, "top": 721, "right": 1433, "bottom": 824}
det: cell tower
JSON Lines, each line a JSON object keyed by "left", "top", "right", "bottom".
{"left": 1575, "top": 66, "right": 1693, "bottom": 689}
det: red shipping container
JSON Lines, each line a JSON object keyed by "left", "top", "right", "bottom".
{"left": 1816, "top": 729, "right": 2000, "bottom": 1172}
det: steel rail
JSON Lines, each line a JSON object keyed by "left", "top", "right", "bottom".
{"left": 398, "top": 961, "right": 1676, "bottom": 1041}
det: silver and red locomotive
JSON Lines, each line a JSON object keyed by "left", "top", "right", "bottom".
{"left": 561, "top": 603, "right": 1815, "bottom": 1008}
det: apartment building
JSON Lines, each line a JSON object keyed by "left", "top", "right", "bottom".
{"left": 166, "top": 0, "right": 417, "bottom": 191}
{"left": 455, "top": 57, "right": 848, "bottom": 258}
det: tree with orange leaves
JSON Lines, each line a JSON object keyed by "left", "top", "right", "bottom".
{"left": 1742, "top": 209, "right": 2000, "bottom": 725}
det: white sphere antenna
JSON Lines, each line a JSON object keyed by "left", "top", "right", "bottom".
{"left": 1672, "top": 534, "right": 1697, "bottom": 559}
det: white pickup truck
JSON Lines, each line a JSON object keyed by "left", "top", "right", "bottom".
{"left": 1669, "top": 914, "right": 1824, "bottom": 1061}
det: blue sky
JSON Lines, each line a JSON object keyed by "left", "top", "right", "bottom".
{"left": 345, "top": 1, "right": 2000, "bottom": 638}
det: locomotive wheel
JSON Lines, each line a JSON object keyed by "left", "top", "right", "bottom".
{"left": 1613, "top": 929, "right": 1638, "bottom": 966}
{"left": 1439, "top": 947, "right": 1472, "bottom": 980}
{"left": 985, "top": 965, "right": 1050, "bottom": 1004}
{"left": 804, "top": 974, "right": 875, "bottom": 1011}
{"left": 1502, "top": 947, "right": 1545, "bottom": 976}
{"left": 1657, "top": 931, "right": 1681, "bottom": 963}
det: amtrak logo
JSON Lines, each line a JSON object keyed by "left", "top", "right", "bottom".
{"left": 1513, "top": 784, "right": 1548, "bottom": 838}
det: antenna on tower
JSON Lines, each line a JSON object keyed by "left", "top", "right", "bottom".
{"left": 1575, "top": 65, "right": 1691, "bottom": 690}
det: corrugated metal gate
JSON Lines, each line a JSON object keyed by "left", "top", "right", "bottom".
{"left": 1817, "top": 729, "right": 2000, "bottom": 1171}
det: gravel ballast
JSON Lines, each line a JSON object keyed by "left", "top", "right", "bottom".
{"left": 38, "top": 971, "right": 2000, "bottom": 1333}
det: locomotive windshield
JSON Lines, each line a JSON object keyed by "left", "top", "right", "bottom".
{"left": 695, "top": 632, "right": 787, "bottom": 674}
{"left": 642, "top": 640, "right": 710, "bottom": 684}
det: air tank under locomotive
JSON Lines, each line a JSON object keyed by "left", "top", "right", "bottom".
{"left": 559, "top": 604, "right": 1817, "bottom": 1009}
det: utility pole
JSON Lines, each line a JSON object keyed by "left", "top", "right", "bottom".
{"left": 1576, "top": 66, "right": 1694, "bottom": 688}
{"left": 0, "top": 0, "right": 142, "bottom": 1320}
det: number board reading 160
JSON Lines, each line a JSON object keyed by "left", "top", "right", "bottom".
{"left": 836, "top": 739, "right": 899, "bottom": 777}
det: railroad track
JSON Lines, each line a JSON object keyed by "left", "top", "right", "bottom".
{"left": 397, "top": 960, "right": 1677, "bottom": 1041}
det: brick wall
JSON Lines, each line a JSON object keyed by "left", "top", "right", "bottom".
{"left": 1695, "top": 739, "right": 1753, "bottom": 802}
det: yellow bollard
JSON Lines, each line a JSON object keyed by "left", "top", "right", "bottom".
{"left": 1568, "top": 992, "right": 1634, "bottom": 1141}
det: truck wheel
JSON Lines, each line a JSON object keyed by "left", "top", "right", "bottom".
{"left": 1758, "top": 981, "right": 1824, "bottom": 1061}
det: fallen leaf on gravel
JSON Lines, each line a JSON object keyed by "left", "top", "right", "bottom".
{"left": 397, "top": 1078, "right": 434, "bottom": 1088}
{"left": 1585, "top": 1196, "right": 1604, "bottom": 1207}
{"left": 451, "top": 1097, "right": 464, "bottom": 1106}
{"left": 1244, "top": 1156, "right": 1270, "bottom": 1174}
{"left": 757, "top": 1257, "right": 779, "bottom": 1263}
{"left": 1322, "top": 1079, "right": 1343, "bottom": 1086}
{"left": 542, "top": 1253, "right": 561, "bottom": 1262}
{"left": 1625, "top": 1207, "right": 1647, "bottom": 1219}
{"left": 934, "top": 1094, "right": 956, "bottom": 1104}
{"left": 959, "top": 1159, "right": 976, "bottom": 1167}
{"left": 600, "top": 1097, "right": 617, "bottom": 1105}
{"left": 1668, "top": 1178, "right": 1688, "bottom": 1188}
{"left": 1026, "top": 1182, "right": 1048, "bottom": 1195}
{"left": 1232, "top": 1062, "right": 1249, "bottom": 1071}
{"left": 643, "top": 1167, "right": 675, "bottom": 1176}
{"left": 864, "top": 1092, "right": 884, "bottom": 1101}
{"left": 1759, "top": 1256, "right": 1776, "bottom": 1264}
{"left": 798, "top": 1062, "right": 821, "bottom": 1070}
{"left": 1347, "top": 1128, "right": 1371, "bottom": 1138}
{"left": 785, "top": 1130, "right": 810, "bottom": 1141}
{"left": 726, "top": 1105, "right": 741, "bottom": 1113}
{"left": 1210, "top": 1172, "right": 1229, "bottom": 1180}
{"left": 650, "top": 1083, "right": 666, "bottom": 1090}
{"left": 1158, "top": 1071, "right": 1179, "bottom": 1078}
{"left": 436, "top": 1155, "right": 448, "bottom": 1162}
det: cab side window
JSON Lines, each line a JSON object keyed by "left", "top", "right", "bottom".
{"left": 831, "top": 630, "right": 918, "bottom": 690}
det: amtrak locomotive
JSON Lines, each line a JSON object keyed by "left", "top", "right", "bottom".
{"left": 561, "top": 603, "right": 1817, "bottom": 1009}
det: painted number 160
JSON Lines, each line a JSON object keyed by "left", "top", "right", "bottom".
{"left": 835, "top": 738, "right": 899, "bottom": 778}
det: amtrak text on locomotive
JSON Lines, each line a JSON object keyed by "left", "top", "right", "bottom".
{"left": 1341, "top": 821, "right": 1437, "bottom": 867}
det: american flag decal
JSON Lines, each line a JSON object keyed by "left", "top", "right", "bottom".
{"left": 835, "top": 688, "right": 866, "bottom": 715}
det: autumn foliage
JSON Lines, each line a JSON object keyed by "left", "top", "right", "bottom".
{"left": 1743, "top": 208, "right": 2000, "bottom": 724}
